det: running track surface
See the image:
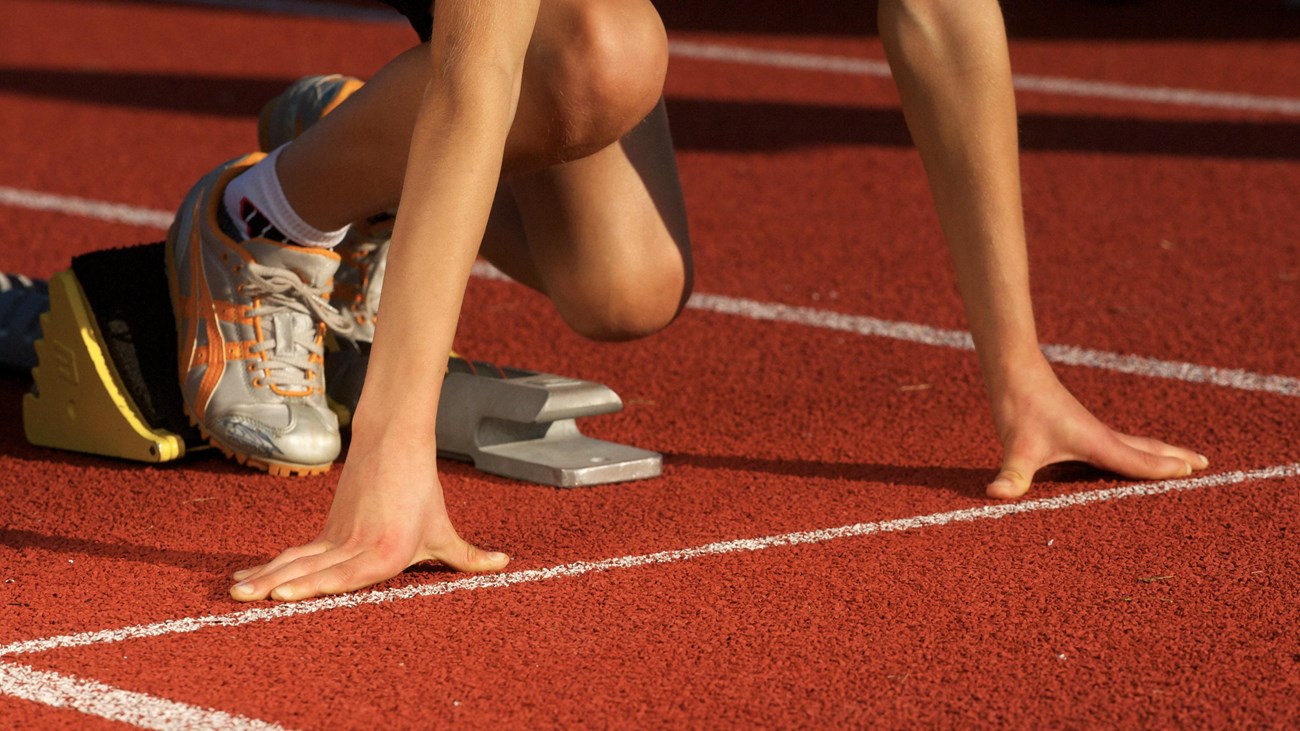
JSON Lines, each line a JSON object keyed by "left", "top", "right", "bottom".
{"left": 2, "top": 1, "right": 1299, "bottom": 728}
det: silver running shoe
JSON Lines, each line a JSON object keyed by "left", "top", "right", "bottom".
{"left": 166, "top": 153, "right": 355, "bottom": 476}
{"left": 257, "top": 74, "right": 364, "bottom": 155}
{"left": 258, "top": 74, "right": 387, "bottom": 344}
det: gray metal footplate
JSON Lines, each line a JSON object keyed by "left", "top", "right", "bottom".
{"left": 435, "top": 361, "right": 662, "bottom": 488}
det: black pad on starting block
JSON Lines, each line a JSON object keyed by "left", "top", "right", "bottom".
{"left": 69, "top": 244, "right": 202, "bottom": 443}
{"left": 20, "top": 243, "right": 661, "bottom": 486}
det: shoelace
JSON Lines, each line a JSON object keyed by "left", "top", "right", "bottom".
{"left": 345, "top": 243, "right": 382, "bottom": 301}
{"left": 243, "top": 262, "right": 356, "bottom": 393}
{"left": 335, "top": 222, "right": 391, "bottom": 327}
{"left": 343, "top": 214, "right": 392, "bottom": 299}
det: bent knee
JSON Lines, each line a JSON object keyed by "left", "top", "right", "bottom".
{"left": 557, "top": 256, "right": 690, "bottom": 343}
{"left": 564, "top": 296, "right": 682, "bottom": 343}
{"left": 531, "top": 0, "right": 668, "bottom": 159}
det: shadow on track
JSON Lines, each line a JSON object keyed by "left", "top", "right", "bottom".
{"left": 0, "top": 527, "right": 263, "bottom": 571}
{"left": 666, "top": 451, "right": 992, "bottom": 498}
{"left": 666, "top": 97, "right": 1300, "bottom": 161}
{"left": 0, "top": 67, "right": 297, "bottom": 118}
{"left": 0, "top": 376, "right": 33, "bottom": 454}
{"left": 38, "top": 0, "right": 1300, "bottom": 41}
{"left": 656, "top": 0, "right": 1300, "bottom": 41}
{"left": 2, "top": 68, "right": 1294, "bottom": 160}
{"left": 666, "top": 451, "right": 1110, "bottom": 500}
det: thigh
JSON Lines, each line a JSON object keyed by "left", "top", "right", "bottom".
{"left": 283, "top": 0, "right": 668, "bottom": 225}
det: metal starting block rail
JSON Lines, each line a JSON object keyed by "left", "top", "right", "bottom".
{"left": 10, "top": 243, "right": 660, "bottom": 487}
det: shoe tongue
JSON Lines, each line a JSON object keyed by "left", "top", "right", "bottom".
{"left": 243, "top": 240, "right": 341, "bottom": 289}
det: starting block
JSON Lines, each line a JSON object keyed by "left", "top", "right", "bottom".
{"left": 437, "top": 358, "right": 660, "bottom": 487}
{"left": 14, "top": 243, "right": 660, "bottom": 487}
{"left": 327, "top": 347, "right": 660, "bottom": 487}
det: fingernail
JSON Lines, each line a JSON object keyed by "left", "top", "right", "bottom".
{"left": 1197, "top": 454, "right": 1210, "bottom": 468}
{"left": 271, "top": 586, "right": 294, "bottom": 601}
{"left": 1184, "top": 462, "right": 1194, "bottom": 476}
{"left": 232, "top": 570, "right": 251, "bottom": 581}
{"left": 487, "top": 552, "right": 509, "bottom": 563}
{"left": 232, "top": 582, "right": 254, "bottom": 596}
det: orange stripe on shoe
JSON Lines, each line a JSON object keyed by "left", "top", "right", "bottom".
{"left": 190, "top": 227, "right": 228, "bottom": 420}
{"left": 223, "top": 340, "right": 259, "bottom": 360}
{"left": 320, "top": 78, "right": 365, "bottom": 118}
{"left": 195, "top": 342, "right": 257, "bottom": 365}
{"left": 211, "top": 300, "right": 253, "bottom": 324}
{"left": 177, "top": 297, "right": 252, "bottom": 326}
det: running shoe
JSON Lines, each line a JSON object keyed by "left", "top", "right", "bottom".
{"left": 257, "top": 74, "right": 365, "bottom": 155}
{"left": 166, "top": 153, "right": 355, "bottom": 476}
{"left": 258, "top": 74, "right": 387, "bottom": 344}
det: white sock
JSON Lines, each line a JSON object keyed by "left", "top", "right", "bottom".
{"left": 221, "top": 145, "right": 349, "bottom": 248}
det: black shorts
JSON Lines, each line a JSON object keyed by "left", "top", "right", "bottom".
{"left": 378, "top": 0, "right": 433, "bottom": 42}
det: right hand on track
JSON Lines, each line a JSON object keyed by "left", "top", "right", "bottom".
{"left": 228, "top": 440, "right": 509, "bottom": 602}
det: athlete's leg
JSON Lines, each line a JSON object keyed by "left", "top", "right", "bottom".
{"left": 482, "top": 100, "right": 692, "bottom": 342}
{"left": 273, "top": 0, "right": 690, "bottom": 341}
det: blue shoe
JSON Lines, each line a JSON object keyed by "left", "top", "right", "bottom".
{"left": 0, "top": 273, "right": 48, "bottom": 371}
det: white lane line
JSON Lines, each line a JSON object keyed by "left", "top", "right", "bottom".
{"left": 61, "top": 0, "right": 1300, "bottom": 116}
{"left": 665, "top": 41, "right": 1300, "bottom": 117}
{"left": 0, "top": 662, "right": 290, "bottom": 731}
{"left": 0, "top": 186, "right": 174, "bottom": 229}
{"left": 2, "top": 187, "right": 1297, "bottom": 398}
{"left": 1037, "top": 343, "right": 1300, "bottom": 397}
{"left": 2, "top": 463, "right": 1297, "bottom": 659}
{"left": 1008, "top": 72, "right": 1300, "bottom": 116}
{"left": 685, "top": 293, "right": 1300, "bottom": 398}
{"left": 669, "top": 39, "right": 891, "bottom": 78}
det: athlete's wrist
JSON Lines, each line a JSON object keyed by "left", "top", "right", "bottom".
{"left": 348, "top": 394, "right": 440, "bottom": 453}
{"left": 979, "top": 347, "right": 1058, "bottom": 411}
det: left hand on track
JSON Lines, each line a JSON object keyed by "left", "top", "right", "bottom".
{"left": 985, "top": 363, "right": 1210, "bottom": 499}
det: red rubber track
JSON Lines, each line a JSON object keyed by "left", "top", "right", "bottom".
{"left": 2, "top": 1, "right": 1299, "bottom": 728}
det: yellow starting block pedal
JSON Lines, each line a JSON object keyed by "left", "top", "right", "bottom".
{"left": 23, "top": 244, "right": 202, "bottom": 463}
